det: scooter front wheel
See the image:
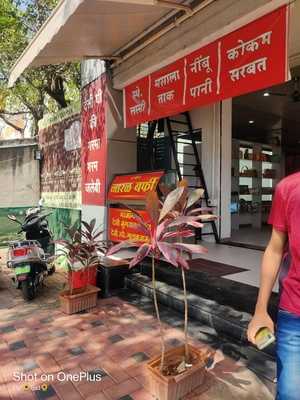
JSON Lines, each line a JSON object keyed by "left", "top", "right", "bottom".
{"left": 21, "top": 280, "right": 35, "bottom": 301}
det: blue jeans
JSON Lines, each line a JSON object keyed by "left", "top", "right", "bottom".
{"left": 276, "top": 309, "right": 300, "bottom": 400}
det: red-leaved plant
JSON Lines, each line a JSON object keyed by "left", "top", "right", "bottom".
{"left": 107, "top": 183, "right": 216, "bottom": 374}
{"left": 55, "top": 219, "right": 107, "bottom": 295}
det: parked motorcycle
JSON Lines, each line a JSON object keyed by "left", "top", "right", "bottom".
{"left": 6, "top": 208, "right": 55, "bottom": 300}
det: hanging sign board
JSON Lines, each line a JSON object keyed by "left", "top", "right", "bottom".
{"left": 108, "top": 171, "right": 164, "bottom": 201}
{"left": 124, "top": 5, "right": 289, "bottom": 127}
{"left": 81, "top": 74, "right": 107, "bottom": 205}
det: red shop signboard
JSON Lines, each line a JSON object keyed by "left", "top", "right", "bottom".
{"left": 81, "top": 74, "right": 107, "bottom": 205}
{"left": 108, "top": 208, "right": 152, "bottom": 244}
{"left": 124, "top": 5, "right": 289, "bottom": 127}
{"left": 108, "top": 171, "right": 164, "bottom": 202}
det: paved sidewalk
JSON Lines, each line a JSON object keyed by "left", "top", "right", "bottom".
{"left": 0, "top": 249, "right": 275, "bottom": 400}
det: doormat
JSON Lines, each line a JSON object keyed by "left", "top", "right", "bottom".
{"left": 188, "top": 259, "right": 248, "bottom": 277}
{"left": 220, "top": 240, "right": 265, "bottom": 252}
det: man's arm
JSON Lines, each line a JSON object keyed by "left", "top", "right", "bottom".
{"left": 247, "top": 228, "right": 287, "bottom": 344}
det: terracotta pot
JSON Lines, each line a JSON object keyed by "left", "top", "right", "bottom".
{"left": 59, "top": 284, "right": 100, "bottom": 314}
{"left": 147, "top": 345, "right": 209, "bottom": 400}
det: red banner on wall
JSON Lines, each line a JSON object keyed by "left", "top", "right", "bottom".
{"left": 108, "top": 208, "right": 152, "bottom": 243}
{"left": 108, "top": 171, "right": 164, "bottom": 201}
{"left": 124, "top": 6, "right": 288, "bottom": 127}
{"left": 81, "top": 74, "right": 107, "bottom": 205}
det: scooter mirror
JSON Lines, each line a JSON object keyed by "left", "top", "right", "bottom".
{"left": 7, "top": 215, "right": 22, "bottom": 225}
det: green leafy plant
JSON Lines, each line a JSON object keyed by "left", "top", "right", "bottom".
{"left": 108, "top": 184, "right": 216, "bottom": 375}
{"left": 56, "top": 219, "right": 107, "bottom": 294}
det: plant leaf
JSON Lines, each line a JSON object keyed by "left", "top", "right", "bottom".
{"left": 157, "top": 242, "right": 179, "bottom": 267}
{"left": 187, "top": 207, "right": 213, "bottom": 215}
{"left": 186, "top": 189, "right": 204, "bottom": 209}
{"left": 156, "top": 218, "right": 172, "bottom": 241}
{"left": 106, "top": 241, "right": 139, "bottom": 256}
{"left": 172, "top": 242, "right": 208, "bottom": 255}
{"left": 177, "top": 179, "right": 189, "bottom": 188}
{"left": 168, "top": 216, "right": 204, "bottom": 229}
{"left": 197, "top": 214, "right": 217, "bottom": 221}
{"left": 159, "top": 186, "right": 185, "bottom": 222}
{"left": 129, "top": 244, "right": 151, "bottom": 268}
{"left": 146, "top": 191, "right": 160, "bottom": 224}
{"left": 176, "top": 254, "right": 190, "bottom": 269}
{"left": 177, "top": 180, "right": 189, "bottom": 211}
{"left": 162, "top": 229, "right": 194, "bottom": 240}
{"left": 117, "top": 203, "right": 150, "bottom": 232}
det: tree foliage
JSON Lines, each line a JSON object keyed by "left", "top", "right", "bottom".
{"left": 0, "top": 0, "right": 81, "bottom": 135}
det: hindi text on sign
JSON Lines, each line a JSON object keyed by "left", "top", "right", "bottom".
{"left": 227, "top": 31, "right": 272, "bottom": 60}
{"left": 189, "top": 56, "right": 212, "bottom": 74}
{"left": 124, "top": 6, "right": 287, "bottom": 127}
{"left": 229, "top": 57, "right": 267, "bottom": 82}
{"left": 154, "top": 70, "right": 180, "bottom": 88}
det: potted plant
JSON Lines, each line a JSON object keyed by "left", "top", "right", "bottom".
{"left": 108, "top": 184, "right": 216, "bottom": 400}
{"left": 56, "top": 219, "right": 107, "bottom": 314}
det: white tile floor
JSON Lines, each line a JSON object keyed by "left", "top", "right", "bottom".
{"left": 199, "top": 242, "right": 279, "bottom": 293}
{"left": 106, "top": 242, "right": 279, "bottom": 293}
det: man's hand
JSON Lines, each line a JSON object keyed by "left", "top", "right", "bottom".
{"left": 247, "top": 311, "right": 274, "bottom": 345}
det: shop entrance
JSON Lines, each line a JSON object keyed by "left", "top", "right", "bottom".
{"left": 136, "top": 112, "right": 220, "bottom": 243}
{"left": 229, "top": 72, "right": 300, "bottom": 250}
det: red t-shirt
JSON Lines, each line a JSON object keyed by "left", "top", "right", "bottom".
{"left": 268, "top": 172, "right": 300, "bottom": 315}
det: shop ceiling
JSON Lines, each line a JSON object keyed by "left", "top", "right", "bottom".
{"left": 233, "top": 67, "right": 300, "bottom": 146}
{"left": 8, "top": 0, "right": 209, "bottom": 87}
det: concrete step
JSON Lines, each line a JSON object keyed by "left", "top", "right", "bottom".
{"left": 125, "top": 273, "right": 276, "bottom": 384}
{"left": 138, "top": 258, "right": 278, "bottom": 319}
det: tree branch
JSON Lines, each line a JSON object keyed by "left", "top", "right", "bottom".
{"left": 0, "top": 114, "right": 24, "bottom": 133}
{"left": 0, "top": 109, "right": 29, "bottom": 116}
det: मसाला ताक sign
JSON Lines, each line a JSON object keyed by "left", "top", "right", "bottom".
{"left": 124, "top": 5, "right": 289, "bottom": 127}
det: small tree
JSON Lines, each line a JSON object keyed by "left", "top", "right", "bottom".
{"left": 0, "top": 0, "right": 80, "bottom": 135}
{"left": 108, "top": 186, "right": 215, "bottom": 374}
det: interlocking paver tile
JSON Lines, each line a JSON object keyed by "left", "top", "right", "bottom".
{"left": 51, "top": 329, "right": 67, "bottom": 338}
{"left": 9, "top": 340, "right": 26, "bottom": 351}
{"left": 90, "top": 319, "right": 104, "bottom": 327}
{"left": 131, "top": 352, "right": 149, "bottom": 363}
{"left": 22, "top": 358, "right": 39, "bottom": 372}
{"left": 0, "top": 250, "right": 276, "bottom": 400}
{"left": 52, "top": 381, "right": 82, "bottom": 400}
{"left": 35, "top": 384, "right": 57, "bottom": 400}
{"left": 109, "top": 334, "right": 124, "bottom": 344}
{"left": 131, "top": 388, "right": 153, "bottom": 400}
{"left": 118, "top": 395, "right": 134, "bottom": 400}
{"left": 88, "top": 368, "right": 107, "bottom": 379}
{"left": 69, "top": 346, "right": 85, "bottom": 356}
{"left": 1, "top": 325, "right": 16, "bottom": 333}
{"left": 40, "top": 317, "right": 54, "bottom": 324}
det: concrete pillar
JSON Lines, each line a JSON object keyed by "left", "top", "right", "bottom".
{"left": 220, "top": 99, "right": 232, "bottom": 239}
{"left": 106, "top": 79, "right": 137, "bottom": 186}
{"left": 189, "top": 99, "right": 232, "bottom": 240}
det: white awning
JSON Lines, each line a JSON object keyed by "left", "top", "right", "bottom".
{"left": 8, "top": 0, "right": 191, "bottom": 87}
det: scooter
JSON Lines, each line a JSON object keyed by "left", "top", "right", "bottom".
{"left": 6, "top": 208, "right": 55, "bottom": 300}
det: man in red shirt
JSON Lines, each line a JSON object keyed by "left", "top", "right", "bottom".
{"left": 248, "top": 172, "right": 300, "bottom": 400}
